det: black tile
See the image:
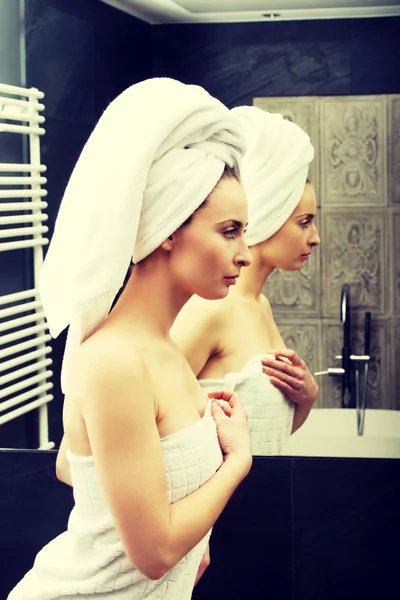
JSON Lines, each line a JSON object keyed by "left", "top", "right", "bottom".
{"left": 26, "top": 1, "right": 96, "bottom": 124}
{"left": 350, "top": 17, "right": 400, "bottom": 95}
{"left": 193, "top": 457, "right": 293, "bottom": 600}
{"left": 152, "top": 20, "right": 351, "bottom": 107}
{"left": 292, "top": 457, "right": 400, "bottom": 600}
{"left": 0, "top": 450, "right": 74, "bottom": 599}
{"left": 26, "top": 0, "right": 151, "bottom": 124}
{"left": 93, "top": 2, "right": 151, "bottom": 120}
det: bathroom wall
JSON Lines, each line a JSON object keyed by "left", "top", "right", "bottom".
{"left": 152, "top": 17, "right": 400, "bottom": 410}
{"left": 3, "top": 9, "right": 400, "bottom": 447}
{"left": 0, "top": 0, "right": 152, "bottom": 449}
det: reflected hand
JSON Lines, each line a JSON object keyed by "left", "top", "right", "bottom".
{"left": 261, "top": 348, "right": 318, "bottom": 408}
{"left": 194, "top": 543, "right": 210, "bottom": 586}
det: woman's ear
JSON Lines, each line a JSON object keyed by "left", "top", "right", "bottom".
{"left": 160, "top": 234, "right": 174, "bottom": 252}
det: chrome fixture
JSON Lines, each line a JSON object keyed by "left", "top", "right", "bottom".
{"left": 341, "top": 283, "right": 352, "bottom": 408}
{"left": 314, "top": 284, "right": 371, "bottom": 435}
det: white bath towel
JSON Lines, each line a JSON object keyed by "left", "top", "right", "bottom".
{"left": 231, "top": 105, "right": 314, "bottom": 245}
{"left": 39, "top": 78, "right": 246, "bottom": 391}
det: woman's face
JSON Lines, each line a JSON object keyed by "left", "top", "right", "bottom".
{"left": 259, "top": 182, "right": 320, "bottom": 271}
{"left": 170, "top": 177, "right": 252, "bottom": 300}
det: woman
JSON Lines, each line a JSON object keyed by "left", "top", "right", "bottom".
{"left": 8, "top": 78, "right": 253, "bottom": 600}
{"left": 171, "top": 106, "right": 321, "bottom": 457}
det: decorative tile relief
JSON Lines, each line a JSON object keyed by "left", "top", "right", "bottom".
{"left": 274, "top": 320, "right": 322, "bottom": 385}
{"left": 253, "top": 97, "right": 319, "bottom": 199}
{"left": 321, "top": 209, "right": 386, "bottom": 317}
{"left": 263, "top": 247, "right": 321, "bottom": 317}
{"left": 392, "top": 211, "right": 400, "bottom": 314}
{"left": 320, "top": 96, "right": 386, "bottom": 205}
{"left": 388, "top": 319, "right": 400, "bottom": 410}
{"left": 388, "top": 96, "right": 400, "bottom": 204}
{"left": 321, "top": 319, "right": 388, "bottom": 410}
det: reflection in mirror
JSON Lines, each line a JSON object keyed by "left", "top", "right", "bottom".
{"left": 1, "top": 2, "right": 400, "bottom": 461}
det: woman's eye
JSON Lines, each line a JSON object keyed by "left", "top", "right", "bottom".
{"left": 301, "top": 221, "right": 310, "bottom": 229}
{"left": 224, "top": 229, "right": 237, "bottom": 239}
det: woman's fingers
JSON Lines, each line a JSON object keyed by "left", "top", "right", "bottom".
{"left": 262, "top": 356, "right": 304, "bottom": 380}
{"left": 207, "top": 389, "right": 234, "bottom": 402}
{"left": 263, "top": 366, "right": 303, "bottom": 391}
{"left": 267, "top": 348, "right": 305, "bottom": 367}
{"left": 268, "top": 376, "right": 294, "bottom": 396}
{"left": 210, "top": 400, "right": 226, "bottom": 424}
{"left": 208, "top": 390, "right": 245, "bottom": 417}
{"left": 215, "top": 399, "right": 232, "bottom": 416}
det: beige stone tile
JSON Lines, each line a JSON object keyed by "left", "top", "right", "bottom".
{"left": 390, "top": 209, "right": 400, "bottom": 314}
{"left": 388, "top": 95, "right": 400, "bottom": 204}
{"left": 320, "top": 96, "right": 387, "bottom": 206}
{"left": 321, "top": 208, "right": 386, "bottom": 317}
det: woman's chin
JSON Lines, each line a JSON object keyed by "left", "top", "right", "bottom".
{"left": 198, "top": 285, "right": 230, "bottom": 301}
{"left": 281, "top": 261, "right": 304, "bottom": 272}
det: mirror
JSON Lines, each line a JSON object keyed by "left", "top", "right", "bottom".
{"left": 0, "top": 0, "right": 399, "bottom": 459}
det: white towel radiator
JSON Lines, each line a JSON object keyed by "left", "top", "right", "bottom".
{"left": 0, "top": 82, "right": 54, "bottom": 449}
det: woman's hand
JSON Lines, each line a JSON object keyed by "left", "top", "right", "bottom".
{"left": 194, "top": 543, "right": 210, "bottom": 586}
{"left": 261, "top": 349, "right": 318, "bottom": 407}
{"left": 208, "top": 390, "right": 252, "bottom": 473}
{"left": 261, "top": 349, "right": 318, "bottom": 433}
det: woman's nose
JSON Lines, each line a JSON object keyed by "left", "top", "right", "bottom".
{"left": 310, "top": 227, "right": 321, "bottom": 247}
{"left": 236, "top": 239, "right": 252, "bottom": 267}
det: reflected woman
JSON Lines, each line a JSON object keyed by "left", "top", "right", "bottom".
{"left": 172, "top": 106, "right": 320, "bottom": 457}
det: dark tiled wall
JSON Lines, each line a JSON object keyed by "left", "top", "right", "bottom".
{"left": 151, "top": 18, "right": 400, "bottom": 105}
{"left": 1, "top": 453, "right": 399, "bottom": 600}
{"left": 0, "top": 0, "right": 151, "bottom": 449}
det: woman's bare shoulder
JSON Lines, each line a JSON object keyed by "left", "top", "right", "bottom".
{"left": 66, "top": 328, "right": 152, "bottom": 399}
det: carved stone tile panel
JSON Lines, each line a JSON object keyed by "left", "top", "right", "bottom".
{"left": 263, "top": 245, "right": 321, "bottom": 317}
{"left": 392, "top": 210, "right": 400, "bottom": 314}
{"left": 320, "top": 96, "right": 386, "bottom": 205}
{"left": 388, "top": 319, "right": 400, "bottom": 410}
{"left": 388, "top": 96, "right": 400, "bottom": 204}
{"left": 321, "top": 209, "right": 386, "bottom": 317}
{"left": 320, "top": 319, "right": 389, "bottom": 410}
{"left": 253, "top": 96, "right": 320, "bottom": 199}
{"left": 273, "top": 319, "right": 322, "bottom": 383}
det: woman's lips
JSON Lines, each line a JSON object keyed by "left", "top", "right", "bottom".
{"left": 224, "top": 276, "right": 238, "bottom": 285}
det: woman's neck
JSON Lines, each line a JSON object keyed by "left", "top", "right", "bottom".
{"left": 234, "top": 244, "right": 275, "bottom": 301}
{"left": 106, "top": 250, "right": 190, "bottom": 340}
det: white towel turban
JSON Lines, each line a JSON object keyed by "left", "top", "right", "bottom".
{"left": 39, "top": 78, "right": 246, "bottom": 391}
{"left": 231, "top": 106, "right": 314, "bottom": 246}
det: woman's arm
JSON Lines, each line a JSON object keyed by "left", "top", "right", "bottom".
{"left": 261, "top": 349, "right": 318, "bottom": 434}
{"left": 170, "top": 295, "right": 227, "bottom": 377}
{"left": 76, "top": 347, "right": 250, "bottom": 581}
{"left": 260, "top": 296, "right": 318, "bottom": 433}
